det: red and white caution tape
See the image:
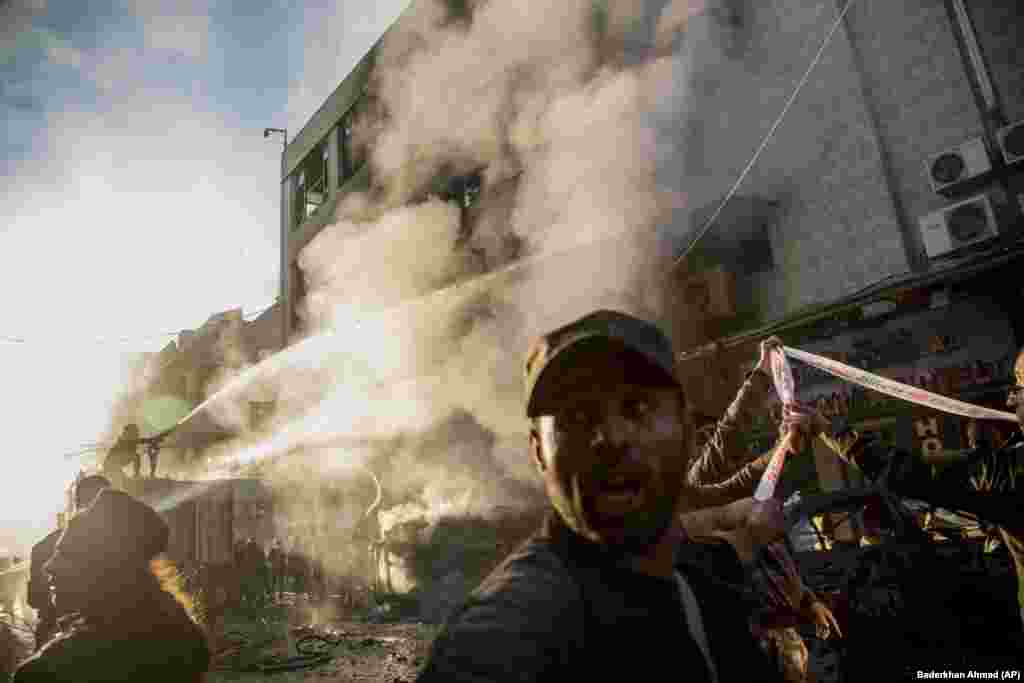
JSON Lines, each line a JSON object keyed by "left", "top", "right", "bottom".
{"left": 755, "top": 349, "right": 800, "bottom": 501}
{"left": 781, "top": 346, "right": 1019, "bottom": 423}
{"left": 753, "top": 343, "right": 1018, "bottom": 501}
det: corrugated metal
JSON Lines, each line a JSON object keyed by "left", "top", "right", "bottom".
{"left": 163, "top": 501, "right": 197, "bottom": 567}
{"left": 195, "top": 484, "right": 233, "bottom": 565}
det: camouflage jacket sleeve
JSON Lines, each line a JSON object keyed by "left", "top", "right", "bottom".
{"left": 688, "top": 370, "right": 775, "bottom": 489}
{"left": 683, "top": 452, "right": 777, "bottom": 510}
{"left": 684, "top": 370, "right": 777, "bottom": 509}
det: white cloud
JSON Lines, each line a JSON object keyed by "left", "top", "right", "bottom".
{"left": 44, "top": 40, "right": 83, "bottom": 69}
{"left": 129, "top": 0, "right": 212, "bottom": 61}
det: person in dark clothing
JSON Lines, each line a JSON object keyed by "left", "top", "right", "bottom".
{"left": 830, "top": 349, "right": 1024, "bottom": 635}
{"left": 416, "top": 310, "right": 779, "bottom": 682}
{"left": 268, "top": 538, "right": 286, "bottom": 601}
{"left": 241, "top": 538, "right": 268, "bottom": 607}
{"left": 682, "top": 338, "right": 841, "bottom": 682}
{"left": 101, "top": 424, "right": 143, "bottom": 485}
{"left": 13, "top": 488, "right": 210, "bottom": 682}
{"left": 26, "top": 475, "right": 110, "bottom": 652}
{"left": 288, "top": 539, "right": 307, "bottom": 599}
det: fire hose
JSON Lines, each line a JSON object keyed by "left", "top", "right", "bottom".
{"left": 214, "top": 624, "right": 401, "bottom": 674}
{"left": 214, "top": 629, "right": 343, "bottom": 673}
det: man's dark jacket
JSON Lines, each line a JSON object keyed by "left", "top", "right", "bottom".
{"left": 27, "top": 530, "right": 60, "bottom": 641}
{"left": 417, "top": 512, "right": 781, "bottom": 682}
{"left": 13, "top": 585, "right": 209, "bottom": 682}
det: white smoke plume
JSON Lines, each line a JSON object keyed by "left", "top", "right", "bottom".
{"left": 283, "top": 0, "right": 694, "bottom": 511}
{"left": 179, "top": 0, "right": 716, "bottom": 591}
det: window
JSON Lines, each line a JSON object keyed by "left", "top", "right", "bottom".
{"left": 338, "top": 93, "right": 374, "bottom": 186}
{"left": 462, "top": 173, "right": 482, "bottom": 209}
{"left": 293, "top": 171, "right": 306, "bottom": 230}
{"left": 293, "top": 141, "right": 329, "bottom": 229}
{"left": 446, "top": 172, "right": 482, "bottom": 242}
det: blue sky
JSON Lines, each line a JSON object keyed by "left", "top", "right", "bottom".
{"left": 0, "top": 0, "right": 409, "bottom": 552}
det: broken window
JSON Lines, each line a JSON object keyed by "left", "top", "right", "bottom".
{"left": 338, "top": 93, "right": 375, "bottom": 186}
{"left": 294, "top": 141, "right": 329, "bottom": 228}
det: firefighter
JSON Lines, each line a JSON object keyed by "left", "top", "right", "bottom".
{"left": 101, "top": 424, "right": 143, "bottom": 486}
{"left": 242, "top": 538, "right": 268, "bottom": 607}
{"left": 27, "top": 475, "right": 110, "bottom": 651}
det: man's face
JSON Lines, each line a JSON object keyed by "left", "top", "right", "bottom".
{"left": 529, "top": 348, "right": 692, "bottom": 554}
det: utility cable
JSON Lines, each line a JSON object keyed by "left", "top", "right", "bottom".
{"left": 672, "top": 0, "right": 858, "bottom": 269}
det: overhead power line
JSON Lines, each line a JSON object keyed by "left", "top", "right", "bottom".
{"left": 672, "top": 0, "right": 858, "bottom": 269}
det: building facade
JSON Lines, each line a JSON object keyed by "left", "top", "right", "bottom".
{"left": 277, "top": 0, "right": 1024, "bottom": 521}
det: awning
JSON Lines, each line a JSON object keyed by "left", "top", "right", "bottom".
{"left": 677, "top": 242, "right": 1024, "bottom": 363}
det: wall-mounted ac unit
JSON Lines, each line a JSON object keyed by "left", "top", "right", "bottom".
{"left": 918, "top": 193, "right": 999, "bottom": 259}
{"left": 925, "top": 137, "right": 991, "bottom": 196}
{"left": 996, "top": 120, "right": 1024, "bottom": 166}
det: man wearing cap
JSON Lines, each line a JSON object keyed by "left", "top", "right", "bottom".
{"left": 416, "top": 310, "right": 780, "bottom": 683}
{"left": 14, "top": 488, "right": 210, "bottom": 682}
{"left": 26, "top": 474, "right": 110, "bottom": 652}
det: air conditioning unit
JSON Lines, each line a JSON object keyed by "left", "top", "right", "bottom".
{"left": 918, "top": 193, "right": 999, "bottom": 259}
{"left": 681, "top": 266, "right": 736, "bottom": 318}
{"left": 925, "top": 137, "right": 991, "bottom": 196}
{"left": 996, "top": 120, "right": 1024, "bottom": 166}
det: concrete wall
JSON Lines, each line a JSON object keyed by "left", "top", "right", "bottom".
{"left": 667, "top": 0, "right": 911, "bottom": 325}
{"left": 841, "top": 0, "right": 982, "bottom": 262}
{"left": 671, "top": 0, "right": 1024, "bottom": 410}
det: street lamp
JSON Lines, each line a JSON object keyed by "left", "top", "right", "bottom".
{"left": 264, "top": 128, "right": 288, "bottom": 351}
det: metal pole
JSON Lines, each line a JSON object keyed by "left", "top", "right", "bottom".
{"left": 280, "top": 130, "right": 288, "bottom": 351}
{"left": 265, "top": 127, "right": 289, "bottom": 351}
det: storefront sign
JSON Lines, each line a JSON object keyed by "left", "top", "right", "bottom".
{"left": 773, "top": 298, "right": 1017, "bottom": 423}
{"left": 899, "top": 409, "right": 965, "bottom": 461}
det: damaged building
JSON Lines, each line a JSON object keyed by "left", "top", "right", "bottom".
{"left": 268, "top": 0, "right": 1024, "bottom": 623}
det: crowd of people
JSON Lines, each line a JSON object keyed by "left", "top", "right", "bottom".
{"left": 3, "top": 307, "right": 1022, "bottom": 681}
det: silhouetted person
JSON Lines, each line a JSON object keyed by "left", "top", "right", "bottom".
{"left": 13, "top": 489, "right": 210, "bottom": 682}
{"left": 27, "top": 475, "right": 110, "bottom": 652}
{"left": 144, "top": 441, "right": 160, "bottom": 479}
{"left": 102, "top": 424, "right": 142, "bottom": 485}
{"left": 268, "top": 538, "right": 285, "bottom": 601}
{"left": 242, "top": 538, "right": 268, "bottom": 607}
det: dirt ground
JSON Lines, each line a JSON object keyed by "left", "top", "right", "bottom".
{"left": 206, "top": 600, "right": 440, "bottom": 683}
